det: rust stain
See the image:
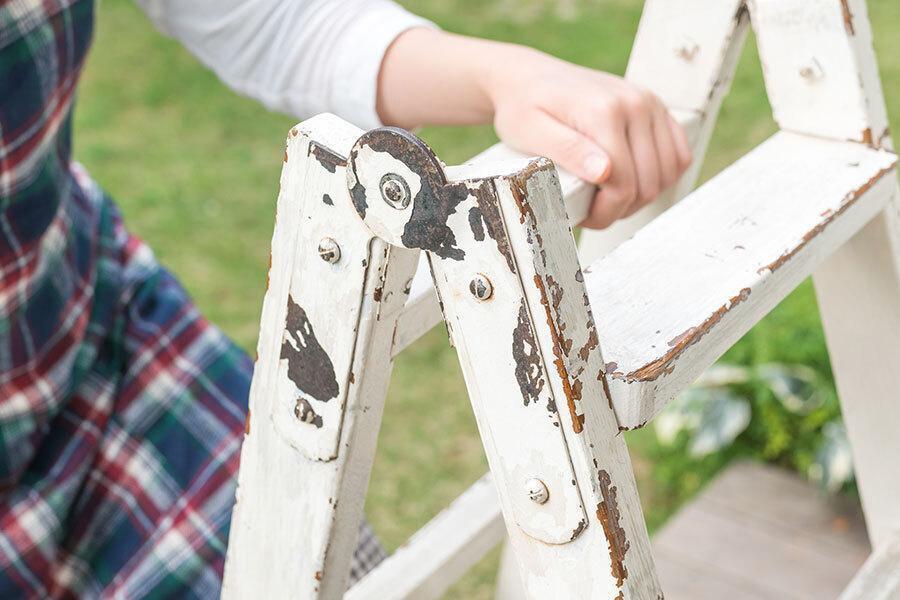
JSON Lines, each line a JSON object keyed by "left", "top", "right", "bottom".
{"left": 840, "top": 0, "right": 856, "bottom": 35}
{"left": 508, "top": 158, "right": 554, "bottom": 227}
{"left": 533, "top": 274, "right": 585, "bottom": 433}
{"left": 283, "top": 149, "right": 289, "bottom": 163}
{"left": 309, "top": 141, "right": 346, "bottom": 173}
{"left": 862, "top": 127, "right": 874, "bottom": 146}
{"left": 614, "top": 593, "right": 624, "bottom": 600}
{"left": 349, "top": 371, "right": 355, "bottom": 385}
{"left": 596, "top": 470, "right": 630, "bottom": 588}
{"left": 512, "top": 299, "right": 545, "bottom": 407}
{"left": 373, "top": 286, "right": 383, "bottom": 302}
{"left": 757, "top": 162, "right": 897, "bottom": 277}
{"left": 626, "top": 288, "right": 752, "bottom": 383}
{"left": 314, "top": 571, "right": 322, "bottom": 581}
{"left": 244, "top": 409, "right": 251, "bottom": 435}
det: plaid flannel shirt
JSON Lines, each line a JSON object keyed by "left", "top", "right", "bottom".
{"left": 0, "top": 0, "right": 384, "bottom": 596}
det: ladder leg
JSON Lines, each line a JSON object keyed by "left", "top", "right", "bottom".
{"left": 750, "top": 0, "right": 900, "bottom": 548}
{"left": 222, "top": 115, "right": 419, "bottom": 598}
{"left": 346, "top": 128, "right": 661, "bottom": 598}
{"left": 494, "top": 538, "right": 526, "bottom": 599}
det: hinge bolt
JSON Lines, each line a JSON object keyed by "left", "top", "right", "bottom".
{"left": 318, "top": 238, "right": 341, "bottom": 264}
{"left": 469, "top": 274, "right": 493, "bottom": 301}
{"left": 380, "top": 173, "right": 411, "bottom": 210}
{"left": 525, "top": 478, "right": 550, "bottom": 505}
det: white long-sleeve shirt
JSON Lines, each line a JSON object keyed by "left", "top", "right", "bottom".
{"left": 134, "top": 0, "right": 434, "bottom": 129}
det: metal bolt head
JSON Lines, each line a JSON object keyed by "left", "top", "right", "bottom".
{"left": 469, "top": 274, "right": 493, "bottom": 301}
{"left": 525, "top": 478, "right": 550, "bottom": 505}
{"left": 380, "top": 173, "right": 411, "bottom": 210}
{"left": 318, "top": 238, "right": 341, "bottom": 264}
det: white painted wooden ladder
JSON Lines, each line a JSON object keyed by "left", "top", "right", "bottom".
{"left": 222, "top": 1, "right": 900, "bottom": 598}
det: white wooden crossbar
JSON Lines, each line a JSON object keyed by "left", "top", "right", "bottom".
{"left": 839, "top": 532, "right": 900, "bottom": 599}
{"left": 224, "top": 0, "right": 900, "bottom": 597}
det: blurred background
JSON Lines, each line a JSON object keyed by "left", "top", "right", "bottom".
{"left": 75, "top": 0, "right": 899, "bottom": 596}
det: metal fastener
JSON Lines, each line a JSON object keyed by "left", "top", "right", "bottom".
{"left": 380, "top": 173, "right": 411, "bottom": 210}
{"left": 318, "top": 238, "right": 341, "bottom": 263}
{"left": 799, "top": 58, "right": 824, "bottom": 81}
{"left": 674, "top": 36, "right": 699, "bottom": 61}
{"left": 469, "top": 274, "right": 493, "bottom": 301}
{"left": 525, "top": 478, "right": 550, "bottom": 505}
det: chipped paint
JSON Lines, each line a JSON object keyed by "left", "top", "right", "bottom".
{"left": 840, "top": 0, "right": 856, "bottom": 36}
{"left": 533, "top": 274, "right": 585, "bottom": 433}
{"left": 471, "top": 181, "right": 517, "bottom": 273}
{"left": 244, "top": 409, "right": 251, "bottom": 435}
{"left": 758, "top": 162, "right": 897, "bottom": 277}
{"left": 596, "top": 470, "right": 630, "bottom": 588}
{"left": 294, "top": 397, "right": 324, "bottom": 428}
{"left": 512, "top": 299, "right": 545, "bottom": 406}
{"left": 627, "top": 288, "right": 752, "bottom": 383}
{"left": 281, "top": 296, "right": 339, "bottom": 404}
{"left": 322, "top": 194, "right": 334, "bottom": 206}
{"left": 309, "top": 142, "right": 346, "bottom": 173}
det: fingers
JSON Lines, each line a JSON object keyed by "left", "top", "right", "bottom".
{"left": 580, "top": 110, "right": 637, "bottom": 229}
{"left": 498, "top": 108, "right": 612, "bottom": 185}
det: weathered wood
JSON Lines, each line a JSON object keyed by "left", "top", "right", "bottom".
{"left": 222, "top": 114, "right": 420, "bottom": 598}
{"left": 839, "top": 532, "right": 900, "bottom": 600}
{"left": 346, "top": 474, "right": 504, "bottom": 600}
{"left": 750, "top": 0, "right": 900, "bottom": 550}
{"left": 588, "top": 132, "right": 896, "bottom": 428}
{"left": 346, "top": 127, "right": 660, "bottom": 598}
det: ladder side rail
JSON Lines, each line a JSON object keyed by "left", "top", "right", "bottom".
{"left": 222, "top": 115, "right": 420, "bottom": 598}
{"left": 839, "top": 531, "right": 900, "bottom": 600}
{"left": 750, "top": 0, "right": 900, "bottom": 550}
{"left": 346, "top": 127, "right": 661, "bottom": 598}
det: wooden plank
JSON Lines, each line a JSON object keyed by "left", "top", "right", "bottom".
{"left": 586, "top": 132, "right": 897, "bottom": 428}
{"left": 749, "top": 0, "right": 900, "bottom": 549}
{"left": 223, "top": 115, "right": 420, "bottom": 598}
{"left": 346, "top": 474, "right": 505, "bottom": 600}
{"left": 839, "top": 532, "right": 900, "bottom": 600}
{"left": 346, "top": 127, "right": 661, "bottom": 598}
{"left": 653, "top": 462, "right": 869, "bottom": 600}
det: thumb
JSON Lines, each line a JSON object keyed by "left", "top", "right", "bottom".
{"left": 501, "top": 109, "right": 611, "bottom": 185}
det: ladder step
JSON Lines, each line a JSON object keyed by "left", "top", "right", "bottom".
{"left": 838, "top": 532, "right": 900, "bottom": 600}
{"left": 346, "top": 474, "right": 504, "bottom": 600}
{"left": 590, "top": 131, "right": 897, "bottom": 428}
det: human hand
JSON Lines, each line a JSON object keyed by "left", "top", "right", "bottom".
{"left": 377, "top": 30, "right": 692, "bottom": 229}
{"left": 481, "top": 46, "right": 692, "bottom": 229}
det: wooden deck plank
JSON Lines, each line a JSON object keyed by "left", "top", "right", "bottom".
{"left": 653, "top": 461, "right": 870, "bottom": 600}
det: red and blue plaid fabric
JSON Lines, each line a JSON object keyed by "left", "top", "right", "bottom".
{"left": 0, "top": 0, "right": 384, "bottom": 597}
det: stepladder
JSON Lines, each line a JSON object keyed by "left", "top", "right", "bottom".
{"left": 222, "top": 0, "right": 900, "bottom": 598}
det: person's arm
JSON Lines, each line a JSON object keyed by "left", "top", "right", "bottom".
{"left": 135, "top": 0, "right": 690, "bottom": 229}
{"left": 377, "top": 28, "right": 692, "bottom": 228}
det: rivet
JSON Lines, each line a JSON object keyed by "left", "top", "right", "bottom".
{"left": 799, "top": 58, "right": 824, "bottom": 81}
{"left": 469, "top": 274, "right": 493, "bottom": 301}
{"left": 380, "top": 173, "right": 411, "bottom": 210}
{"left": 674, "top": 36, "right": 699, "bottom": 61}
{"left": 318, "top": 238, "right": 341, "bottom": 263}
{"left": 525, "top": 478, "right": 550, "bottom": 505}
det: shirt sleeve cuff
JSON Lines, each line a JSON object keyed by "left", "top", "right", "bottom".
{"left": 329, "top": 2, "right": 437, "bottom": 130}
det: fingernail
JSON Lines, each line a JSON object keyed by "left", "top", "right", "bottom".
{"left": 583, "top": 155, "right": 609, "bottom": 183}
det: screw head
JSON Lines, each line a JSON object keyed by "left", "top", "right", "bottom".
{"left": 318, "top": 238, "right": 341, "bottom": 264}
{"left": 380, "top": 173, "right": 411, "bottom": 210}
{"left": 469, "top": 274, "right": 493, "bottom": 301}
{"left": 525, "top": 478, "right": 550, "bottom": 505}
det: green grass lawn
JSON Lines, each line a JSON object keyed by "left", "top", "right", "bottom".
{"left": 75, "top": 1, "right": 900, "bottom": 596}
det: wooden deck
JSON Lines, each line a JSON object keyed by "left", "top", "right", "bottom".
{"left": 652, "top": 461, "right": 870, "bottom": 599}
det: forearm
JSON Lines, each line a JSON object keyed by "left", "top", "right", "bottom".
{"left": 377, "top": 28, "right": 530, "bottom": 129}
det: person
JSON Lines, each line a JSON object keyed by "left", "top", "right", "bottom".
{"left": 0, "top": 0, "right": 690, "bottom": 596}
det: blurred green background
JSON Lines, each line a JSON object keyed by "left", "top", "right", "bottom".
{"left": 74, "top": 0, "right": 899, "bottom": 596}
